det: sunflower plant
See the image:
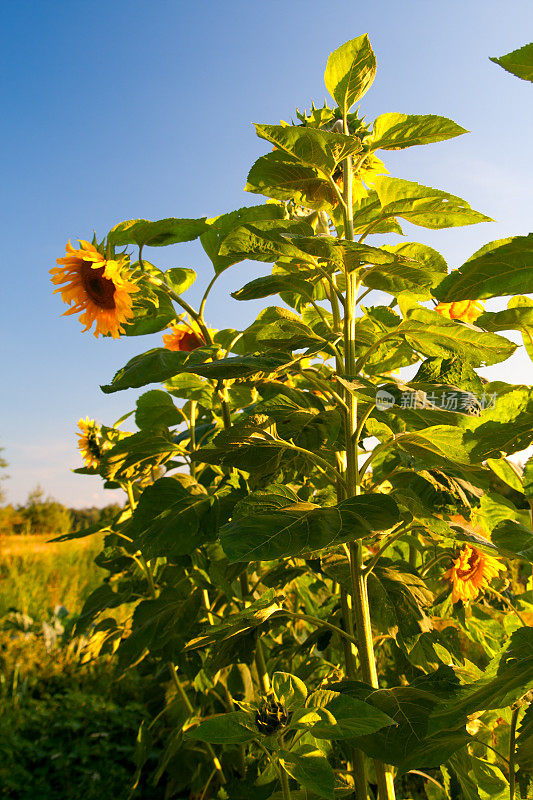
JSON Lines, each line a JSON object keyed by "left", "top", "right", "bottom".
{"left": 51, "top": 35, "right": 533, "bottom": 800}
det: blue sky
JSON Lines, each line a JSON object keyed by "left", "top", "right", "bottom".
{"left": 2, "top": 0, "right": 533, "bottom": 507}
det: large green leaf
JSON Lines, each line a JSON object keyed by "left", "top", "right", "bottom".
{"left": 324, "top": 34, "right": 376, "bottom": 115}
{"left": 126, "top": 477, "right": 212, "bottom": 559}
{"left": 272, "top": 672, "right": 308, "bottom": 711}
{"left": 108, "top": 217, "right": 209, "bottom": 247}
{"left": 220, "top": 494, "right": 399, "bottom": 562}
{"left": 371, "top": 113, "right": 467, "bottom": 151}
{"left": 490, "top": 42, "right": 533, "bottom": 82}
{"left": 491, "top": 519, "right": 533, "bottom": 561}
{"left": 362, "top": 242, "right": 448, "bottom": 295}
{"left": 104, "top": 430, "right": 180, "bottom": 480}
{"left": 509, "top": 296, "right": 533, "bottom": 362}
{"left": 200, "top": 203, "right": 286, "bottom": 273}
{"left": 351, "top": 190, "right": 404, "bottom": 236}
{"left": 101, "top": 348, "right": 189, "bottom": 393}
{"left": 287, "top": 235, "right": 414, "bottom": 272}
{"left": 218, "top": 219, "right": 314, "bottom": 264}
{"left": 429, "top": 628, "right": 533, "bottom": 734}
{"left": 399, "top": 308, "right": 516, "bottom": 367}
{"left": 280, "top": 746, "right": 335, "bottom": 800}
{"left": 232, "top": 274, "right": 315, "bottom": 303}
{"left": 117, "top": 582, "right": 202, "bottom": 667}
{"left": 254, "top": 124, "right": 362, "bottom": 174}
{"left": 392, "top": 426, "right": 473, "bottom": 468}
{"left": 373, "top": 176, "right": 492, "bottom": 229}
{"left": 435, "top": 234, "right": 533, "bottom": 301}
{"left": 135, "top": 389, "right": 181, "bottom": 430}
{"left": 183, "top": 351, "right": 291, "bottom": 379}
{"left": 294, "top": 693, "right": 395, "bottom": 740}
{"left": 186, "top": 712, "right": 256, "bottom": 744}
{"left": 246, "top": 150, "right": 337, "bottom": 210}
{"left": 463, "top": 385, "right": 533, "bottom": 460}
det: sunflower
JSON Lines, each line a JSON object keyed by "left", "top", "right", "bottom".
{"left": 443, "top": 544, "right": 505, "bottom": 604}
{"left": 77, "top": 417, "right": 102, "bottom": 469}
{"left": 434, "top": 300, "right": 484, "bottom": 324}
{"left": 50, "top": 240, "right": 139, "bottom": 338}
{"left": 162, "top": 320, "right": 206, "bottom": 351}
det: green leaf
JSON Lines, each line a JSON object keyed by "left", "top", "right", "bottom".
{"left": 104, "top": 430, "right": 179, "bottom": 480}
{"left": 300, "top": 694, "right": 395, "bottom": 739}
{"left": 246, "top": 150, "right": 337, "bottom": 210}
{"left": 280, "top": 746, "right": 335, "bottom": 800}
{"left": 272, "top": 672, "right": 308, "bottom": 710}
{"left": 126, "top": 477, "right": 212, "bottom": 559}
{"left": 118, "top": 582, "right": 202, "bottom": 667}
{"left": 525, "top": 455, "right": 533, "bottom": 501}
{"left": 351, "top": 190, "right": 404, "bottom": 236}
{"left": 232, "top": 274, "right": 315, "bottom": 303}
{"left": 123, "top": 291, "right": 176, "bottom": 336}
{"left": 486, "top": 457, "right": 524, "bottom": 493}
{"left": 164, "top": 267, "right": 196, "bottom": 294}
{"left": 517, "top": 703, "right": 533, "bottom": 773}
{"left": 413, "top": 356, "right": 484, "bottom": 396}
{"left": 324, "top": 34, "right": 376, "bottom": 115}
{"left": 165, "top": 373, "right": 214, "bottom": 407}
{"left": 101, "top": 348, "right": 189, "bottom": 393}
{"left": 399, "top": 308, "right": 516, "bottom": 367}
{"left": 183, "top": 351, "right": 291, "bottom": 379}
{"left": 200, "top": 203, "right": 286, "bottom": 273}
{"left": 373, "top": 176, "right": 492, "bottom": 229}
{"left": 491, "top": 519, "right": 533, "bottom": 561}
{"left": 429, "top": 628, "right": 533, "bottom": 734}
{"left": 435, "top": 234, "right": 533, "bottom": 301}
{"left": 135, "top": 390, "right": 181, "bottom": 430}
{"left": 254, "top": 123, "right": 361, "bottom": 174}
{"left": 490, "top": 42, "right": 533, "bottom": 82}
{"left": 218, "top": 219, "right": 314, "bottom": 264}
{"left": 108, "top": 217, "right": 209, "bottom": 247}
{"left": 463, "top": 386, "right": 533, "bottom": 460}
{"left": 362, "top": 242, "right": 448, "bottom": 295}
{"left": 187, "top": 712, "right": 256, "bottom": 744}
{"left": 220, "top": 494, "right": 399, "bottom": 562}
{"left": 371, "top": 113, "right": 467, "bottom": 151}
{"left": 393, "top": 426, "right": 473, "bottom": 468}
{"left": 509, "top": 296, "right": 533, "bottom": 362}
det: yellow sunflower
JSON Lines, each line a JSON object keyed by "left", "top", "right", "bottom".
{"left": 443, "top": 544, "right": 505, "bottom": 604}
{"left": 435, "top": 300, "right": 484, "bottom": 324}
{"left": 77, "top": 417, "right": 102, "bottom": 469}
{"left": 162, "top": 322, "right": 205, "bottom": 352}
{"left": 50, "top": 240, "right": 139, "bottom": 338}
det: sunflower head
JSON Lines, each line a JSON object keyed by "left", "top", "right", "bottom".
{"left": 162, "top": 320, "right": 206, "bottom": 352}
{"left": 434, "top": 300, "right": 484, "bottom": 324}
{"left": 77, "top": 417, "right": 102, "bottom": 469}
{"left": 443, "top": 544, "right": 505, "bottom": 604}
{"left": 50, "top": 240, "right": 139, "bottom": 338}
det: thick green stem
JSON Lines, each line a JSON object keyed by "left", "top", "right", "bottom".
{"left": 340, "top": 118, "right": 396, "bottom": 800}
{"left": 279, "top": 764, "right": 292, "bottom": 800}
{"left": 189, "top": 400, "right": 197, "bottom": 479}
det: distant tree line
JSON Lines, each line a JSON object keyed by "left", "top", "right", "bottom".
{"left": 0, "top": 485, "right": 122, "bottom": 537}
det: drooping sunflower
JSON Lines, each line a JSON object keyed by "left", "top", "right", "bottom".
{"left": 162, "top": 321, "right": 205, "bottom": 351}
{"left": 435, "top": 300, "right": 484, "bottom": 324}
{"left": 443, "top": 544, "right": 505, "bottom": 604}
{"left": 50, "top": 240, "right": 139, "bottom": 338}
{"left": 77, "top": 417, "right": 102, "bottom": 470}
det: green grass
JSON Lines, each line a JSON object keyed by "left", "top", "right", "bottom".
{"left": 0, "top": 534, "right": 105, "bottom": 619}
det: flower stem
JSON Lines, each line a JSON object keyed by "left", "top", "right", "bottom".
{"left": 509, "top": 705, "right": 519, "bottom": 800}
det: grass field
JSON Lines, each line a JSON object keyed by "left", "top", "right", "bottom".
{"left": 0, "top": 533, "right": 105, "bottom": 619}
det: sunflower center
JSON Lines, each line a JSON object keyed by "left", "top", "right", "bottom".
{"left": 80, "top": 261, "right": 116, "bottom": 309}
{"left": 456, "top": 549, "right": 480, "bottom": 579}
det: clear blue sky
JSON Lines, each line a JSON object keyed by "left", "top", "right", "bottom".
{"left": 2, "top": 0, "right": 533, "bottom": 507}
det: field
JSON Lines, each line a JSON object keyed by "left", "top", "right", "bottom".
{"left": 0, "top": 533, "right": 157, "bottom": 800}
